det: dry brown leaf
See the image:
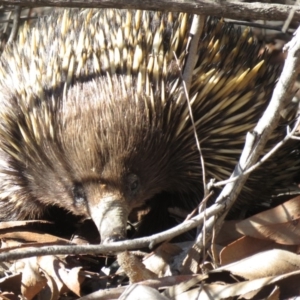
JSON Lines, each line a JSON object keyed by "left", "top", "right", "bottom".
{"left": 220, "top": 236, "right": 275, "bottom": 265}
{"left": 78, "top": 286, "right": 126, "bottom": 300}
{"left": 175, "top": 270, "right": 300, "bottom": 300}
{"left": 0, "top": 273, "right": 22, "bottom": 295}
{"left": 78, "top": 275, "right": 208, "bottom": 300}
{"left": 38, "top": 256, "right": 69, "bottom": 294}
{"left": 17, "top": 257, "right": 47, "bottom": 300}
{"left": 267, "top": 286, "right": 280, "bottom": 300}
{"left": 219, "top": 236, "right": 298, "bottom": 265}
{"left": 216, "top": 249, "right": 300, "bottom": 280}
{"left": 119, "top": 284, "right": 170, "bottom": 300}
{"left": 11, "top": 255, "right": 82, "bottom": 299}
{"left": 216, "top": 220, "right": 243, "bottom": 246}
{"left": 241, "top": 284, "right": 280, "bottom": 300}
{"left": 143, "top": 243, "right": 183, "bottom": 276}
{"left": 58, "top": 266, "right": 84, "bottom": 296}
{"left": 0, "top": 239, "right": 24, "bottom": 249}
{"left": 236, "top": 196, "right": 300, "bottom": 245}
{"left": 0, "top": 221, "right": 70, "bottom": 251}
{"left": 41, "top": 270, "right": 60, "bottom": 300}
{"left": 172, "top": 270, "right": 300, "bottom": 300}
{"left": 0, "top": 231, "right": 69, "bottom": 244}
{"left": 163, "top": 276, "right": 205, "bottom": 299}
{"left": 0, "top": 220, "right": 51, "bottom": 230}
{"left": 0, "top": 291, "right": 20, "bottom": 300}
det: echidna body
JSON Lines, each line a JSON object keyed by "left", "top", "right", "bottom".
{"left": 0, "top": 9, "right": 297, "bottom": 241}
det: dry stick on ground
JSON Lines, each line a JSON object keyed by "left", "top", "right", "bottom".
{"left": 181, "top": 25, "right": 300, "bottom": 274}
{"left": 0, "top": 203, "right": 223, "bottom": 262}
{"left": 0, "top": 0, "right": 299, "bottom": 21}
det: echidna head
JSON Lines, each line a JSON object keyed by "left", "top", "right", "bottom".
{"left": 0, "top": 75, "right": 197, "bottom": 242}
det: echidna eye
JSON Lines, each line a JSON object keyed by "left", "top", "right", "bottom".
{"left": 127, "top": 174, "right": 140, "bottom": 195}
{"left": 72, "top": 183, "right": 86, "bottom": 206}
{"left": 130, "top": 180, "right": 139, "bottom": 191}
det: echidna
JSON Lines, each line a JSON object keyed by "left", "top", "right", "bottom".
{"left": 0, "top": 9, "right": 298, "bottom": 242}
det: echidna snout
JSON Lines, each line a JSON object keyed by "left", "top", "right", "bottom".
{"left": 87, "top": 174, "right": 139, "bottom": 243}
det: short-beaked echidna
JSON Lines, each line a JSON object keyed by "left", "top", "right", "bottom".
{"left": 0, "top": 9, "right": 298, "bottom": 242}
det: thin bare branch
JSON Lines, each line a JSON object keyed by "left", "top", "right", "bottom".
{"left": 0, "top": 202, "right": 225, "bottom": 262}
{"left": 181, "top": 14, "right": 208, "bottom": 198}
{"left": 7, "top": 5, "right": 20, "bottom": 43}
{"left": 0, "top": 0, "right": 299, "bottom": 21}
